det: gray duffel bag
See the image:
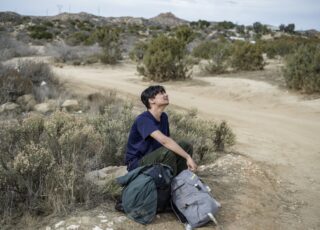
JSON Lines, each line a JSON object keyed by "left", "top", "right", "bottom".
{"left": 171, "top": 169, "right": 221, "bottom": 229}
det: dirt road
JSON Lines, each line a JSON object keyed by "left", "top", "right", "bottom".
{"left": 54, "top": 62, "right": 320, "bottom": 229}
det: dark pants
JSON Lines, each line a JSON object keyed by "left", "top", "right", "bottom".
{"left": 140, "top": 140, "right": 193, "bottom": 176}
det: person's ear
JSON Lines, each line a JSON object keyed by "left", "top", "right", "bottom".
{"left": 149, "top": 97, "right": 155, "bottom": 105}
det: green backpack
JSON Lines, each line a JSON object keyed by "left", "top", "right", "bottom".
{"left": 117, "top": 164, "right": 173, "bottom": 224}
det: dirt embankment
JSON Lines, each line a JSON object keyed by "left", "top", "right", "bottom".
{"left": 50, "top": 61, "right": 320, "bottom": 229}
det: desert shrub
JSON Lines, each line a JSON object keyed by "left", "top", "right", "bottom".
{"left": 17, "top": 61, "right": 60, "bottom": 101}
{"left": 0, "top": 61, "right": 61, "bottom": 104}
{"left": 127, "top": 24, "right": 143, "bottom": 35}
{"left": 45, "top": 41, "right": 101, "bottom": 64}
{"left": 201, "top": 42, "right": 232, "bottom": 74}
{"left": 190, "top": 20, "right": 210, "bottom": 29}
{"left": 214, "top": 21, "right": 236, "bottom": 30}
{"left": 0, "top": 111, "right": 106, "bottom": 222}
{"left": 192, "top": 41, "right": 217, "bottom": 59}
{"left": 169, "top": 109, "right": 235, "bottom": 162}
{"left": 76, "top": 20, "right": 94, "bottom": 32}
{"left": 66, "top": 31, "right": 91, "bottom": 46}
{"left": 42, "top": 21, "right": 54, "bottom": 27}
{"left": 86, "top": 91, "right": 118, "bottom": 114}
{"left": 129, "top": 41, "right": 148, "bottom": 62}
{"left": 0, "top": 68, "right": 33, "bottom": 103}
{"left": 27, "top": 25, "right": 53, "bottom": 40}
{"left": 139, "top": 35, "right": 191, "bottom": 81}
{"left": 260, "top": 36, "right": 319, "bottom": 59}
{"left": 230, "top": 41, "right": 265, "bottom": 71}
{"left": 175, "top": 25, "right": 195, "bottom": 44}
{"left": 17, "top": 61, "right": 54, "bottom": 85}
{"left": 90, "top": 103, "right": 135, "bottom": 166}
{"left": 282, "top": 44, "right": 320, "bottom": 93}
{"left": 0, "top": 34, "right": 36, "bottom": 61}
{"left": 259, "top": 37, "right": 297, "bottom": 58}
{"left": 212, "top": 121, "right": 236, "bottom": 151}
{"left": 90, "top": 27, "right": 122, "bottom": 64}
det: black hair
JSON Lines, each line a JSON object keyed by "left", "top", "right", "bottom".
{"left": 141, "top": 85, "right": 166, "bottom": 109}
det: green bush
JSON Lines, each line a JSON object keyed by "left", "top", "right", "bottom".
{"left": 214, "top": 21, "right": 235, "bottom": 30}
{"left": 259, "top": 37, "right": 297, "bottom": 58}
{"left": 169, "top": 109, "right": 235, "bottom": 162}
{"left": 139, "top": 35, "right": 191, "bottom": 81}
{"left": 190, "top": 20, "right": 210, "bottom": 29}
{"left": 90, "top": 27, "right": 122, "bottom": 64}
{"left": 66, "top": 31, "right": 91, "bottom": 46}
{"left": 192, "top": 41, "right": 217, "bottom": 59}
{"left": 27, "top": 25, "right": 53, "bottom": 40}
{"left": 282, "top": 44, "right": 320, "bottom": 93}
{"left": 201, "top": 42, "right": 231, "bottom": 74}
{"left": 129, "top": 41, "right": 148, "bottom": 62}
{"left": 175, "top": 25, "right": 195, "bottom": 44}
{"left": 230, "top": 41, "right": 265, "bottom": 71}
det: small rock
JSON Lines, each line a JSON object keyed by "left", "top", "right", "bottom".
{"left": 113, "top": 216, "right": 126, "bottom": 223}
{"left": 61, "top": 99, "right": 79, "bottom": 112}
{"left": 66, "top": 225, "right": 80, "bottom": 230}
{"left": 45, "top": 227, "right": 51, "bottom": 230}
{"left": 92, "top": 226, "right": 103, "bottom": 230}
{"left": 0, "top": 102, "right": 20, "bottom": 114}
{"left": 85, "top": 166, "right": 127, "bottom": 187}
{"left": 107, "top": 222, "right": 113, "bottom": 227}
{"left": 100, "top": 219, "right": 108, "bottom": 223}
{"left": 34, "top": 103, "right": 52, "bottom": 114}
{"left": 55, "top": 220, "right": 65, "bottom": 228}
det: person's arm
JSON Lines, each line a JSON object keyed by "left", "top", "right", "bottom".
{"left": 150, "top": 130, "right": 197, "bottom": 171}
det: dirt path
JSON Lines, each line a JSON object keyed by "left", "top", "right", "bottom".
{"left": 53, "top": 62, "right": 320, "bottom": 229}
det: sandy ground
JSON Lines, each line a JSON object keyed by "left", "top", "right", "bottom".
{"left": 51, "top": 60, "right": 320, "bottom": 229}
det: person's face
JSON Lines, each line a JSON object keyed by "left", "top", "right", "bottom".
{"left": 150, "top": 91, "right": 169, "bottom": 107}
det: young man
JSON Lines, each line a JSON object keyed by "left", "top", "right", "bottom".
{"left": 125, "top": 85, "right": 197, "bottom": 176}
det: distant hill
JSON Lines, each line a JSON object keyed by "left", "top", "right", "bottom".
{"left": 0, "top": 11, "right": 22, "bottom": 22}
{"left": 149, "top": 12, "right": 188, "bottom": 27}
{"left": 48, "top": 12, "right": 102, "bottom": 22}
{"left": 0, "top": 11, "right": 318, "bottom": 32}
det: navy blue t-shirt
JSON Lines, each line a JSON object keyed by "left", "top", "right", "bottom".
{"left": 125, "top": 111, "right": 170, "bottom": 171}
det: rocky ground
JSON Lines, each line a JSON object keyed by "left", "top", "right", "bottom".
{"left": 23, "top": 154, "right": 302, "bottom": 230}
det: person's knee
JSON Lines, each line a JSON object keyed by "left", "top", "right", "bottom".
{"left": 178, "top": 140, "right": 193, "bottom": 155}
{"left": 162, "top": 150, "right": 176, "bottom": 161}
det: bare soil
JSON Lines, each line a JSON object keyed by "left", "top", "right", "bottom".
{"left": 18, "top": 59, "right": 320, "bottom": 229}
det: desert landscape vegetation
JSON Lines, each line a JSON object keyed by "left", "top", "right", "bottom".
{"left": 0, "top": 11, "right": 320, "bottom": 230}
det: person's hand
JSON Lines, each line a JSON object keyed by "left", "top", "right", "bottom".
{"left": 186, "top": 156, "right": 197, "bottom": 172}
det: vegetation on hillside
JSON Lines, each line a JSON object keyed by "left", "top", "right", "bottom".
{"left": 283, "top": 44, "right": 320, "bottom": 93}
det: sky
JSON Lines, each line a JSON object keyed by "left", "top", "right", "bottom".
{"left": 0, "top": 0, "right": 319, "bottom": 30}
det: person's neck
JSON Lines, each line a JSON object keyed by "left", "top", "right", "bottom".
{"left": 148, "top": 107, "right": 165, "bottom": 122}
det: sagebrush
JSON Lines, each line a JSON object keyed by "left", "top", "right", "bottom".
{"left": 138, "top": 34, "right": 191, "bottom": 81}
{"left": 283, "top": 44, "right": 320, "bottom": 93}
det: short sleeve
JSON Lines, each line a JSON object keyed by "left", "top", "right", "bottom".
{"left": 136, "top": 116, "right": 158, "bottom": 140}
